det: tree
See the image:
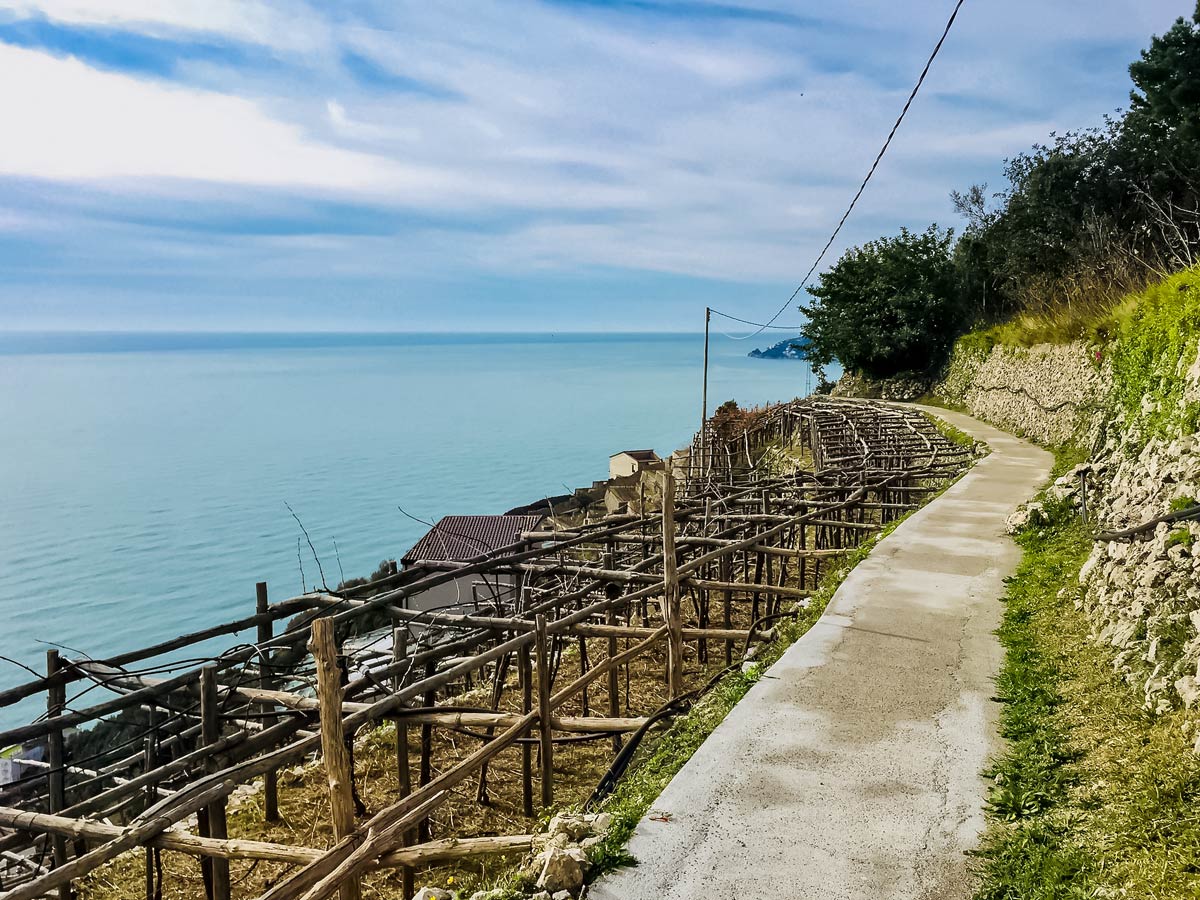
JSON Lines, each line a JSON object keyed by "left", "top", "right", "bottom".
{"left": 800, "top": 225, "right": 964, "bottom": 378}
{"left": 948, "top": 7, "right": 1200, "bottom": 320}
{"left": 1128, "top": 4, "right": 1200, "bottom": 143}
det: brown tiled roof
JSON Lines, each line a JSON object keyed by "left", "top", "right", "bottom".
{"left": 401, "top": 514, "right": 545, "bottom": 565}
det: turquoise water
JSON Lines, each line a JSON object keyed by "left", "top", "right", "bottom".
{"left": 0, "top": 331, "right": 832, "bottom": 728}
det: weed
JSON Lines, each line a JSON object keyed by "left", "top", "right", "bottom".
{"left": 1167, "top": 526, "right": 1192, "bottom": 549}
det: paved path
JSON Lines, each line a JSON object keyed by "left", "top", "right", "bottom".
{"left": 591, "top": 408, "right": 1052, "bottom": 900}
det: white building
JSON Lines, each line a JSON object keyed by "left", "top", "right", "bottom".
{"left": 608, "top": 449, "right": 661, "bottom": 480}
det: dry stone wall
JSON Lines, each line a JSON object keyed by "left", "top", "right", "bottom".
{"left": 1074, "top": 341, "right": 1200, "bottom": 732}
{"left": 934, "top": 341, "right": 1111, "bottom": 448}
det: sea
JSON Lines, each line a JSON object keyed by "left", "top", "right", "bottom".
{"left": 0, "top": 331, "right": 835, "bottom": 730}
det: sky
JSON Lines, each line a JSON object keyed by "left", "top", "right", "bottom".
{"left": 0, "top": 0, "right": 1192, "bottom": 332}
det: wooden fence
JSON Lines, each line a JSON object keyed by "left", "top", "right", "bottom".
{"left": 0, "top": 397, "right": 969, "bottom": 900}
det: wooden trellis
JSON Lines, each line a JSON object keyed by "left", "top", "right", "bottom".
{"left": 0, "top": 398, "right": 969, "bottom": 900}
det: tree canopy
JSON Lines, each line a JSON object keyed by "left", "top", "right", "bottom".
{"left": 800, "top": 225, "right": 963, "bottom": 378}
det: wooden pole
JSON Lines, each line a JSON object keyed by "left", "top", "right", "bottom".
{"left": 662, "top": 471, "right": 684, "bottom": 698}
{"left": 309, "top": 619, "right": 361, "bottom": 900}
{"left": 605, "top": 549, "right": 622, "bottom": 753}
{"left": 256, "top": 582, "right": 280, "bottom": 824}
{"left": 45, "top": 650, "right": 71, "bottom": 900}
{"left": 701, "top": 306, "right": 711, "bottom": 477}
{"left": 720, "top": 554, "right": 733, "bottom": 666}
{"left": 391, "top": 628, "right": 414, "bottom": 900}
{"left": 143, "top": 705, "right": 156, "bottom": 900}
{"left": 519, "top": 641, "right": 534, "bottom": 819}
{"left": 534, "top": 614, "right": 553, "bottom": 811}
{"left": 200, "top": 666, "right": 231, "bottom": 900}
{"left": 606, "top": 609, "right": 622, "bottom": 754}
{"left": 418, "top": 658, "right": 435, "bottom": 843}
{"left": 0, "top": 807, "right": 534, "bottom": 870}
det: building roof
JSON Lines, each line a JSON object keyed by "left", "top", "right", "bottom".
{"left": 401, "top": 514, "right": 545, "bottom": 565}
{"left": 609, "top": 449, "right": 659, "bottom": 460}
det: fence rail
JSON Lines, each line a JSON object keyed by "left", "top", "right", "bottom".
{"left": 0, "top": 397, "right": 969, "bottom": 900}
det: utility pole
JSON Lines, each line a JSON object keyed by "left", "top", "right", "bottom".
{"left": 701, "top": 306, "right": 711, "bottom": 477}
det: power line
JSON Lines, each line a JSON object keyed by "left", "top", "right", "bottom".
{"left": 739, "top": 0, "right": 968, "bottom": 339}
{"left": 708, "top": 309, "right": 804, "bottom": 330}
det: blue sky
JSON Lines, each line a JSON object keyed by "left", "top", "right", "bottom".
{"left": 0, "top": 0, "right": 1191, "bottom": 332}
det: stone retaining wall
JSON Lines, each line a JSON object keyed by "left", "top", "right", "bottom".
{"left": 934, "top": 340, "right": 1111, "bottom": 448}
{"left": 1074, "top": 341, "right": 1200, "bottom": 728}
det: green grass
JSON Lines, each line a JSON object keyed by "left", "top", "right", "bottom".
{"left": 951, "top": 265, "right": 1200, "bottom": 361}
{"left": 1105, "top": 267, "right": 1200, "bottom": 442}
{"left": 974, "top": 451, "right": 1200, "bottom": 900}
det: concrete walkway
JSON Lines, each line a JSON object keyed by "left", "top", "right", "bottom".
{"left": 591, "top": 408, "right": 1052, "bottom": 900}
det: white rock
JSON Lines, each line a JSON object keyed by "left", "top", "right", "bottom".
{"left": 1005, "top": 501, "right": 1045, "bottom": 534}
{"left": 413, "top": 889, "right": 451, "bottom": 900}
{"left": 1176, "top": 676, "right": 1200, "bottom": 709}
{"left": 547, "top": 813, "right": 591, "bottom": 842}
{"left": 536, "top": 846, "right": 584, "bottom": 894}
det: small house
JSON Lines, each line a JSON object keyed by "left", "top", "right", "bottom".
{"left": 400, "top": 514, "right": 545, "bottom": 614}
{"left": 609, "top": 449, "right": 662, "bottom": 480}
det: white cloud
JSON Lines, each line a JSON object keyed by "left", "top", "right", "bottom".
{"left": 0, "top": 0, "right": 323, "bottom": 50}
{"left": 0, "top": 44, "right": 447, "bottom": 192}
{"left": 0, "top": 0, "right": 1195, "bottom": 329}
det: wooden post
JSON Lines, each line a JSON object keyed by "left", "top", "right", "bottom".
{"left": 45, "top": 650, "right": 71, "bottom": 900}
{"left": 534, "top": 615, "right": 554, "bottom": 811}
{"left": 419, "top": 659, "right": 436, "bottom": 843}
{"left": 476, "top": 646, "right": 512, "bottom": 803}
{"left": 701, "top": 306, "right": 711, "bottom": 476}
{"left": 200, "top": 666, "right": 230, "bottom": 900}
{"left": 605, "top": 604, "right": 623, "bottom": 752}
{"left": 662, "top": 471, "right": 683, "bottom": 698}
{"left": 391, "top": 627, "right": 415, "bottom": 900}
{"left": 720, "top": 554, "right": 733, "bottom": 666}
{"left": 309, "top": 618, "right": 361, "bottom": 900}
{"left": 799, "top": 508, "right": 808, "bottom": 590}
{"left": 519, "top": 641, "right": 534, "bottom": 819}
{"left": 604, "top": 549, "right": 622, "bottom": 753}
{"left": 256, "top": 582, "right": 280, "bottom": 823}
{"left": 143, "top": 705, "right": 156, "bottom": 900}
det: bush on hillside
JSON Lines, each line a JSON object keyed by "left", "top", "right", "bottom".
{"left": 800, "top": 225, "right": 966, "bottom": 378}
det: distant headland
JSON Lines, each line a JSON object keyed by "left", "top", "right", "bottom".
{"left": 748, "top": 336, "right": 809, "bottom": 360}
